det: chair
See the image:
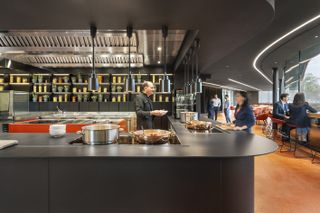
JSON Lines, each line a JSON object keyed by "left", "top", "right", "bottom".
{"left": 255, "top": 113, "right": 269, "bottom": 132}
{"left": 269, "top": 116, "right": 288, "bottom": 151}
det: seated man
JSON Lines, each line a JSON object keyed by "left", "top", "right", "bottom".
{"left": 273, "top": 93, "right": 289, "bottom": 120}
{"left": 273, "top": 93, "right": 290, "bottom": 141}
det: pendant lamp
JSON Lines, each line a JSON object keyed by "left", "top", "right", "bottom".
{"left": 160, "top": 26, "right": 171, "bottom": 93}
{"left": 124, "top": 25, "right": 136, "bottom": 93}
{"left": 88, "top": 24, "right": 99, "bottom": 91}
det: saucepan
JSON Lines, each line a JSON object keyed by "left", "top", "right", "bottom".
{"left": 78, "top": 124, "right": 120, "bottom": 145}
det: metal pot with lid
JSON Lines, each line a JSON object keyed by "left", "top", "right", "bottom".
{"left": 79, "top": 124, "right": 120, "bottom": 145}
{"left": 180, "top": 111, "right": 198, "bottom": 123}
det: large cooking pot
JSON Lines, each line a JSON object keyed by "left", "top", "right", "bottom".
{"left": 180, "top": 111, "right": 198, "bottom": 123}
{"left": 79, "top": 124, "right": 120, "bottom": 145}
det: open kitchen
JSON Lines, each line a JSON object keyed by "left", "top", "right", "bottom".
{"left": 2, "top": 1, "right": 320, "bottom": 213}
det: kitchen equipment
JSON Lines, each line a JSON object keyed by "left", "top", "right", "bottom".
{"left": 186, "top": 120, "right": 212, "bottom": 130}
{"left": 0, "top": 90, "right": 29, "bottom": 119}
{"left": 49, "top": 124, "right": 66, "bottom": 137}
{"left": 79, "top": 124, "right": 120, "bottom": 145}
{"left": 180, "top": 111, "right": 198, "bottom": 123}
{"left": 132, "top": 129, "right": 172, "bottom": 144}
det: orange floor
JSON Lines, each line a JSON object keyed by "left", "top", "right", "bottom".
{"left": 214, "top": 113, "right": 320, "bottom": 213}
{"left": 254, "top": 125, "right": 320, "bottom": 213}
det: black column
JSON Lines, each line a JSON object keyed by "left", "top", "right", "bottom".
{"left": 272, "top": 67, "right": 279, "bottom": 104}
{"left": 278, "top": 69, "right": 284, "bottom": 97}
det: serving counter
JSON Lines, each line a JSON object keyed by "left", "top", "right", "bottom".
{"left": 0, "top": 116, "right": 277, "bottom": 213}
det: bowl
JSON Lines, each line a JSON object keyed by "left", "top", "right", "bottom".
{"left": 49, "top": 124, "right": 66, "bottom": 137}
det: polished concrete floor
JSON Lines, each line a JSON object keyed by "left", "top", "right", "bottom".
{"left": 213, "top": 113, "right": 320, "bottom": 213}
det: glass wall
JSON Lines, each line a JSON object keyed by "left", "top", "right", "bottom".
{"left": 258, "top": 91, "right": 272, "bottom": 104}
{"left": 283, "top": 40, "right": 320, "bottom": 110}
{"left": 301, "top": 55, "right": 320, "bottom": 110}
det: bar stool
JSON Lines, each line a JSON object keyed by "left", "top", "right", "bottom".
{"left": 255, "top": 113, "right": 269, "bottom": 133}
{"left": 269, "top": 116, "right": 287, "bottom": 151}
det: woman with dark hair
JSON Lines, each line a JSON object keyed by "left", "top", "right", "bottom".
{"left": 233, "top": 91, "right": 255, "bottom": 133}
{"left": 287, "top": 92, "right": 317, "bottom": 142}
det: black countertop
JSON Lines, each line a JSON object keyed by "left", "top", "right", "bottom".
{"left": 0, "top": 117, "right": 278, "bottom": 158}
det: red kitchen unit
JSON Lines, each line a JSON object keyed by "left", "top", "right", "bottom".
{"left": 8, "top": 119, "right": 127, "bottom": 133}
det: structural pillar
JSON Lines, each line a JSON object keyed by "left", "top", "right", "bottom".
{"left": 272, "top": 67, "right": 279, "bottom": 104}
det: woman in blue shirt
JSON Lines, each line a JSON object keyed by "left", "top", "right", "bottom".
{"left": 233, "top": 91, "right": 255, "bottom": 133}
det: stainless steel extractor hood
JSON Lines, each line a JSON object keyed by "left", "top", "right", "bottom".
{"left": 0, "top": 30, "right": 186, "bottom": 68}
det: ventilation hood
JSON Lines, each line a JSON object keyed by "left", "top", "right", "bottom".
{"left": 0, "top": 30, "right": 186, "bottom": 68}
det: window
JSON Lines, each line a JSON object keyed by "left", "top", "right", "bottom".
{"left": 258, "top": 91, "right": 272, "bottom": 104}
{"left": 302, "top": 54, "right": 320, "bottom": 110}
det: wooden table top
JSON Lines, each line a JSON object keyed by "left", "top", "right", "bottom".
{"left": 308, "top": 112, "right": 320, "bottom": 119}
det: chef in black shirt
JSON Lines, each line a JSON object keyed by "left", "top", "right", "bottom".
{"left": 135, "top": 81, "right": 166, "bottom": 129}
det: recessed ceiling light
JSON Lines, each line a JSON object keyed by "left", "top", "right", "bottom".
{"left": 157, "top": 61, "right": 161, "bottom": 64}
{"left": 225, "top": 65, "right": 230, "bottom": 68}
{"left": 157, "top": 47, "right": 162, "bottom": 51}
{"left": 228, "top": 78, "right": 261, "bottom": 91}
{"left": 315, "top": 35, "right": 319, "bottom": 38}
{"left": 274, "top": 61, "right": 278, "bottom": 64}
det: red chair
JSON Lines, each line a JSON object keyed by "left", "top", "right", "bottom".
{"left": 255, "top": 113, "right": 270, "bottom": 133}
{"left": 269, "top": 116, "right": 287, "bottom": 151}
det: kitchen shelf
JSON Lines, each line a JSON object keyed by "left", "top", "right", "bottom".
{"left": 111, "top": 92, "right": 127, "bottom": 94}
{"left": 33, "top": 92, "right": 52, "bottom": 95}
{"left": 154, "top": 92, "right": 172, "bottom": 94}
{"left": 10, "top": 74, "right": 30, "bottom": 76}
{"left": 34, "top": 83, "right": 51, "bottom": 85}
{"left": 33, "top": 74, "right": 51, "bottom": 76}
{"left": 91, "top": 92, "right": 110, "bottom": 94}
{"left": 72, "top": 83, "right": 88, "bottom": 86}
{"left": 97, "top": 74, "right": 110, "bottom": 76}
{"left": 111, "top": 83, "right": 125, "bottom": 85}
{"left": 53, "top": 74, "right": 70, "bottom": 76}
{"left": 52, "top": 83, "right": 71, "bottom": 85}
{"left": 0, "top": 82, "right": 8, "bottom": 85}
{"left": 112, "top": 74, "right": 128, "bottom": 76}
{"left": 150, "top": 73, "right": 173, "bottom": 76}
{"left": 72, "top": 92, "right": 90, "bottom": 95}
{"left": 9, "top": 83, "right": 31, "bottom": 85}
{"left": 53, "top": 92, "right": 71, "bottom": 95}
{"left": 99, "top": 83, "right": 110, "bottom": 85}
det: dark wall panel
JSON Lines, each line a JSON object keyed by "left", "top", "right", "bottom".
{"left": 0, "top": 159, "right": 48, "bottom": 213}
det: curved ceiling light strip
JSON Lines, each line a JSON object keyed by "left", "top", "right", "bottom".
{"left": 253, "top": 13, "right": 320, "bottom": 84}
{"left": 228, "top": 78, "right": 261, "bottom": 91}
{"left": 285, "top": 58, "right": 311, "bottom": 73}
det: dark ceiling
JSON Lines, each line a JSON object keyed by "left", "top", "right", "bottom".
{"left": 2, "top": 0, "right": 319, "bottom": 91}
{"left": 0, "top": 0, "right": 274, "bottom": 79}
{"left": 208, "top": 0, "right": 320, "bottom": 91}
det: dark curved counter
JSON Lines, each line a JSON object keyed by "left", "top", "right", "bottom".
{"left": 0, "top": 117, "right": 277, "bottom": 213}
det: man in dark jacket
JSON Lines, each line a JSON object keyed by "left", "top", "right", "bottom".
{"left": 135, "top": 81, "right": 165, "bottom": 129}
{"left": 273, "top": 93, "right": 290, "bottom": 141}
{"left": 273, "top": 93, "right": 289, "bottom": 120}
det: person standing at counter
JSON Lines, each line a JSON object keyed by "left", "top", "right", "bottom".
{"left": 224, "top": 95, "right": 231, "bottom": 123}
{"left": 287, "top": 93, "right": 317, "bottom": 142}
{"left": 208, "top": 94, "right": 221, "bottom": 120}
{"left": 135, "top": 81, "right": 165, "bottom": 129}
{"left": 233, "top": 91, "right": 255, "bottom": 133}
